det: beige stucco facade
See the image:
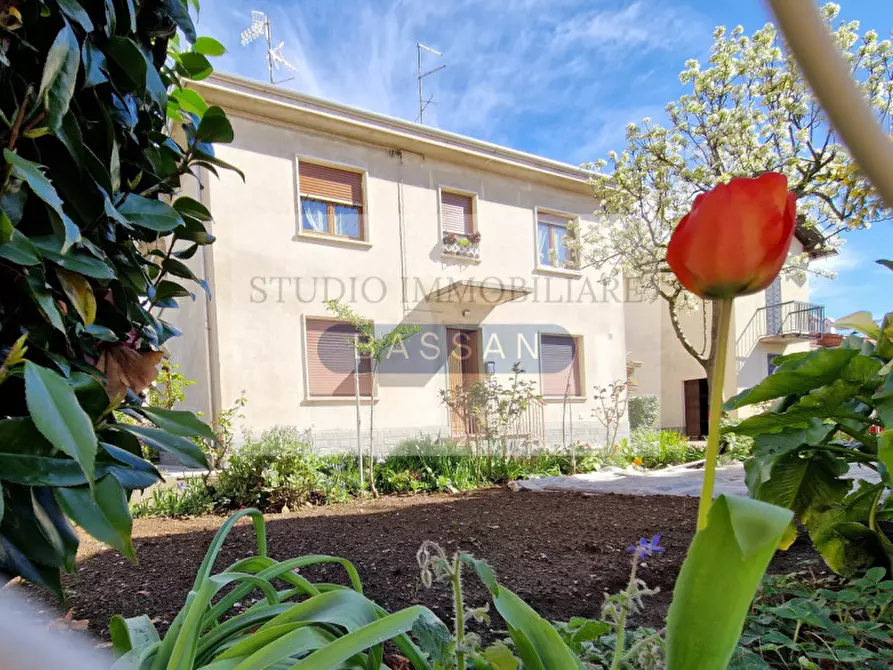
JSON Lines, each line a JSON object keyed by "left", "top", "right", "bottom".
{"left": 167, "top": 74, "right": 629, "bottom": 453}
{"left": 625, "top": 238, "right": 822, "bottom": 433}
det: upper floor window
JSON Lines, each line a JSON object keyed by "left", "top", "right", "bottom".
{"left": 440, "top": 190, "right": 475, "bottom": 238}
{"left": 537, "top": 210, "right": 578, "bottom": 269}
{"left": 298, "top": 160, "right": 365, "bottom": 240}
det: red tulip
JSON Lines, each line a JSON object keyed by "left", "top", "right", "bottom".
{"left": 667, "top": 172, "right": 796, "bottom": 300}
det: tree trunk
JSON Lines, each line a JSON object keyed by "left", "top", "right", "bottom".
{"left": 368, "top": 366, "right": 378, "bottom": 497}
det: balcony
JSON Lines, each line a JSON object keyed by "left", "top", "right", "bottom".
{"left": 736, "top": 301, "right": 825, "bottom": 364}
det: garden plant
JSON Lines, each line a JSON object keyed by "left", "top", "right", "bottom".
{"left": 0, "top": 0, "right": 238, "bottom": 595}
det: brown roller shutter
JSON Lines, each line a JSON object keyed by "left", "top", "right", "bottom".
{"left": 540, "top": 334, "right": 581, "bottom": 396}
{"left": 305, "top": 319, "right": 372, "bottom": 397}
{"left": 299, "top": 162, "right": 363, "bottom": 205}
{"left": 538, "top": 211, "right": 574, "bottom": 226}
{"left": 441, "top": 191, "right": 473, "bottom": 235}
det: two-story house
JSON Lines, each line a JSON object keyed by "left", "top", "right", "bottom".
{"left": 168, "top": 73, "right": 629, "bottom": 454}
{"left": 625, "top": 227, "right": 831, "bottom": 436}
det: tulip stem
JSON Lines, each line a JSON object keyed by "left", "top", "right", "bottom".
{"left": 697, "top": 297, "right": 733, "bottom": 531}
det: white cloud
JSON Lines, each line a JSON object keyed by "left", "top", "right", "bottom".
{"left": 196, "top": 0, "right": 710, "bottom": 162}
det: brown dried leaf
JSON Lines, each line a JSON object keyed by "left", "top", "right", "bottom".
{"left": 96, "top": 345, "right": 163, "bottom": 397}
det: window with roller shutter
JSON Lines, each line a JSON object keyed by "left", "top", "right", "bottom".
{"left": 298, "top": 160, "right": 365, "bottom": 240}
{"left": 305, "top": 318, "right": 372, "bottom": 397}
{"left": 539, "top": 333, "right": 583, "bottom": 397}
{"left": 440, "top": 190, "right": 475, "bottom": 237}
{"left": 536, "top": 209, "right": 578, "bottom": 269}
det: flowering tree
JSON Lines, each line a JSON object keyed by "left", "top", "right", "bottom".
{"left": 581, "top": 3, "right": 892, "bottom": 379}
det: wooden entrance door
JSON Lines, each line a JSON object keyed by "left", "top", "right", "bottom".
{"left": 446, "top": 328, "right": 481, "bottom": 436}
{"left": 683, "top": 378, "right": 709, "bottom": 438}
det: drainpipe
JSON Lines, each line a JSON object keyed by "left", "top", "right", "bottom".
{"left": 198, "top": 168, "right": 222, "bottom": 427}
{"left": 393, "top": 149, "right": 410, "bottom": 316}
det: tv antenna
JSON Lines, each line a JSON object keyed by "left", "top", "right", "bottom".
{"left": 417, "top": 43, "right": 445, "bottom": 125}
{"left": 241, "top": 10, "right": 297, "bottom": 85}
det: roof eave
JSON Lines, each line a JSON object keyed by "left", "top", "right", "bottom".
{"left": 189, "top": 73, "right": 598, "bottom": 195}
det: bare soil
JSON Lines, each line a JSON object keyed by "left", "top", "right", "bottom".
{"left": 7, "top": 488, "right": 821, "bottom": 643}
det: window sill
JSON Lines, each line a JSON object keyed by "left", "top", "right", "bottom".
{"left": 440, "top": 250, "right": 481, "bottom": 264}
{"left": 541, "top": 395, "right": 588, "bottom": 403}
{"left": 534, "top": 265, "right": 583, "bottom": 279}
{"left": 301, "top": 396, "right": 378, "bottom": 405}
{"left": 293, "top": 231, "right": 372, "bottom": 249}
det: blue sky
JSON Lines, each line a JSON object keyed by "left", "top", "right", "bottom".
{"left": 196, "top": 0, "right": 892, "bottom": 320}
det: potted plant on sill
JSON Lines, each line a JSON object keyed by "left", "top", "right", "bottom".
{"left": 442, "top": 231, "right": 481, "bottom": 258}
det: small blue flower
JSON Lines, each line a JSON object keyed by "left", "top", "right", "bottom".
{"left": 627, "top": 534, "right": 664, "bottom": 559}
{"left": 176, "top": 481, "right": 186, "bottom": 489}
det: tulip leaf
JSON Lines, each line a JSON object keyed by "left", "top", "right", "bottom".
{"left": 833, "top": 311, "right": 880, "bottom": 339}
{"left": 24, "top": 361, "right": 97, "bottom": 487}
{"left": 666, "top": 495, "right": 792, "bottom": 670}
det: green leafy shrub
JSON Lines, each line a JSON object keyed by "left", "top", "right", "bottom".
{"left": 730, "top": 568, "right": 893, "bottom": 668}
{"left": 628, "top": 395, "right": 659, "bottom": 431}
{"left": 131, "top": 479, "right": 214, "bottom": 518}
{"left": 624, "top": 429, "right": 701, "bottom": 469}
{"left": 0, "top": 0, "right": 236, "bottom": 595}
{"left": 725, "top": 303, "right": 893, "bottom": 576}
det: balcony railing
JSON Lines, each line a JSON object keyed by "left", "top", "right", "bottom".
{"left": 736, "top": 301, "right": 825, "bottom": 367}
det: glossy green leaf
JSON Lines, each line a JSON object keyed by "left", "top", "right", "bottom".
{"left": 0, "top": 229, "right": 41, "bottom": 265}
{"left": 81, "top": 40, "right": 108, "bottom": 87}
{"left": 57, "top": 0, "right": 94, "bottom": 31}
{"left": 725, "top": 348, "right": 859, "bottom": 409}
{"left": 177, "top": 51, "right": 212, "bottom": 79}
{"left": 195, "top": 106, "right": 234, "bottom": 144}
{"left": 27, "top": 276, "right": 66, "bottom": 331}
{"left": 38, "top": 23, "right": 80, "bottom": 130}
{"left": 170, "top": 88, "right": 208, "bottom": 117}
{"left": 879, "top": 430, "right": 893, "bottom": 486}
{"left": 173, "top": 195, "right": 212, "bottom": 221}
{"left": 666, "top": 495, "right": 793, "bottom": 670}
{"left": 3, "top": 150, "right": 81, "bottom": 253}
{"left": 31, "top": 487, "right": 80, "bottom": 572}
{"left": 752, "top": 451, "right": 851, "bottom": 522}
{"left": 55, "top": 475, "right": 135, "bottom": 561}
{"left": 119, "top": 194, "right": 184, "bottom": 231}
{"left": 105, "top": 36, "right": 147, "bottom": 90}
{"left": 30, "top": 236, "right": 116, "bottom": 279}
{"left": 165, "top": 0, "right": 196, "bottom": 42}
{"left": 116, "top": 424, "right": 208, "bottom": 469}
{"left": 24, "top": 361, "right": 97, "bottom": 486}
{"left": 193, "top": 36, "right": 226, "bottom": 56}
{"left": 137, "top": 407, "right": 217, "bottom": 441}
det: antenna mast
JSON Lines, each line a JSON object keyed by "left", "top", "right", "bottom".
{"left": 241, "top": 10, "right": 297, "bottom": 85}
{"left": 417, "top": 43, "right": 445, "bottom": 125}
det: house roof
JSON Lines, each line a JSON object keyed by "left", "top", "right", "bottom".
{"left": 189, "top": 73, "right": 597, "bottom": 195}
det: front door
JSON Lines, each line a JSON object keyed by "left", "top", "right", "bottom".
{"left": 683, "top": 378, "right": 709, "bottom": 438}
{"left": 446, "top": 328, "right": 481, "bottom": 436}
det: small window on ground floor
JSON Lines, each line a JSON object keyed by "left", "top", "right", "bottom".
{"left": 539, "top": 333, "right": 582, "bottom": 397}
{"left": 305, "top": 318, "right": 372, "bottom": 397}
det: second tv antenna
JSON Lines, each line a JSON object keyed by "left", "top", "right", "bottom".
{"left": 241, "top": 10, "right": 297, "bottom": 85}
{"left": 417, "top": 43, "right": 445, "bottom": 125}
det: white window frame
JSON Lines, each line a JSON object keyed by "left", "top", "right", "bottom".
{"left": 537, "top": 331, "right": 587, "bottom": 401}
{"left": 533, "top": 207, "right": 582, "bottom": 276}
{"left": 301, "top": 314, "right": 377, "bottom": 403}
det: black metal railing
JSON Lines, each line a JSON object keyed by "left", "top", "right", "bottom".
{"left": 736, "top": 301, "right": 825, "bottom": 367}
